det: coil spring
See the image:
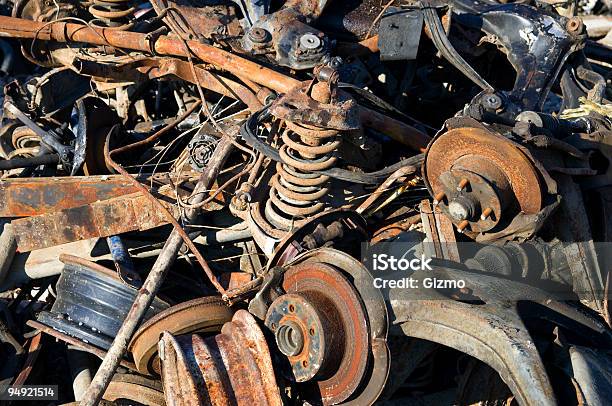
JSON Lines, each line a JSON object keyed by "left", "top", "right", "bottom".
{"left": 265, "top": 119, "right": 341, "bottom": 229}
{"left": 87, "top": 0, "right": 134, "bottom": 29}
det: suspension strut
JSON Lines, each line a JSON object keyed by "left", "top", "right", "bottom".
{"left": 264, "top": 66, "right": 360, "bottom": 230}
{"left": 86, "top": 0, "right": 134, "bottom": 29}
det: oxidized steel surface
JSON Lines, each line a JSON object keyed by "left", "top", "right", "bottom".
{"left": 0, "top": 15, "right": 429, "bottom": 145}
{"left": 149, "top": 0, "right": 241, "bottom": 40}
{"left": 285, "top": 248, "right": 390, "bottom": 405}
{"left": 129, "top": 296, "right": 233, "bottom": 376}
{"left": 424, "top": 126, "right": 544, "bottom": 233}
{"left": 12, "top": 192, "right": 177, "bottom": 252}
{"left": 0, "top": 175, "right": 138, "bottom": 217}
{"left": 270, "top": 261, "right": 370, "bottom": 405}
{"left": 159, "top": 310, "right": 282, "bottom": 406}
{"left": 104, "top": 374, "right": 166, "bottom": 406}
{"left": 425, "top": 126, "right": 543, "bottom": 214}
{"left": 0, "top": 3, "right": 609, "bottom": 405}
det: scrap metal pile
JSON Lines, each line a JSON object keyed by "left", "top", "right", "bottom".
{"left": 0, "top": 0, "right": 611, "bottom": 404}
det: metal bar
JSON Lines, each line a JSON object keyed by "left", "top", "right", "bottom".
{"left": 11, "top": 192, "right": 176, "bottom": 252}
{"left": 79, "top": 137, "right": 235, "bottom": 406}
{"left": 0, "top": 154, "right": 59, "bottom": 170}
{"left": 0, "top": 175, "right": 138, "bottom": 217}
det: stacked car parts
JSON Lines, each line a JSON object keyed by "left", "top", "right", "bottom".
{"left": 0, "top": 0, "right": 610, "bottom": 405}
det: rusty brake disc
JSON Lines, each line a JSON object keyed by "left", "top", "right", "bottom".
{"left": 424, "top": 126, "right": 543, "bottom": 233}
{"left": 129, "top": 296, "right": 233, "bottom": 376}
{"left": 264, "top": 247, "right": 390, "bottom": 405}
{"left": 103, "top": 373, "right": 166, "bottom": 406}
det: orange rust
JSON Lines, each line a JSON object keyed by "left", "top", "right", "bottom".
{"left": 425, "top": 126, "right": 542, "bottom": 215}
{"left": 129, "top": 296, "right": 232, "bottom": 376}
{"left": 457, "top": 178, "right": 470, "bottom": 191}
{"left": 12, "top": 192, "right": 178, "bottom": 252}
{"left": 0, "top": 16, "right": 430, "bottom": 152}
{"left": 0, "top": 175, "right": 138, "bottom": 217}
{"left": 159, "top": 310, "right": 282, "bottom": 406}
{"left": 481, "top": 207, "right": 493, "bottom": 220}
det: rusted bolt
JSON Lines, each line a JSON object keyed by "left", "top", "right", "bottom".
{"left": 566, "top": 17, "right": 583, "bottom": 34}
{"left": 300, "top": 33, "right": 321, "bottom": 50}
{"left": 456, "top": 220, "right": 469, "bottom": 234}
{"left": 433, "top": 191, "right": 446, "bottom": 205}
{"left": 456, "top": 178, "right": 469, "bottom": 191}
{"left": 480, "top": 207, "right": 493, "bottom": 221}
{"left": 248, "top": 27, "right": 270, "bottom": 43}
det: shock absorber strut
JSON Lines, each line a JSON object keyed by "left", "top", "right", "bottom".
{"left": 86, "top": 0, "right": 134, "bottom": 29}
{"left": 264, "top": 67, "right": 359, "bottom": 230}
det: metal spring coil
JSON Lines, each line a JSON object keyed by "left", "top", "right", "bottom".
{"left": 265, "top": 119, "right": 340, "bottom": 229}
{"left": 86, "top": 0, "right": 134, "bottom": 29}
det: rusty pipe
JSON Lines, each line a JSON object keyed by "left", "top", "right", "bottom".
{"left": 0, "top": 15, "right": 429, "bottom": 150}
{"left": 0, "top": 16, "right": 300, "bottom": 93}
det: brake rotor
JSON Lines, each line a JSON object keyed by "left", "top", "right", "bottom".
{"left": 103, "top": 374, "right": 166, "bottom": 406}
{"left": 424, "top": 126, "right": 543, "bottom": 233}
{"left": 264, "top": 261, "right": 370, "bottom": 405}
{"left": 129, "top": 296, "right": 232, "bottom": 376}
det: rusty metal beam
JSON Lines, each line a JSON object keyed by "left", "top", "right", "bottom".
{"left": 0, "top": 16, "right": 296, "bottom": 93}
{"left": 11, "top": 192, "right": 176, "bottom": 252}
{"left": 0, "top": 175, "right": 139, "bottom": 217}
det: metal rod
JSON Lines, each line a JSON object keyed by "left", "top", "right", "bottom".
{"left": 0, "top": 154, "right": 60, "bottom": 170}
{"left": 79, "top": 137, "right": 234, "bottom": 406}
{"left": 0, "top": 15, "right": 297, "bottom": 93}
